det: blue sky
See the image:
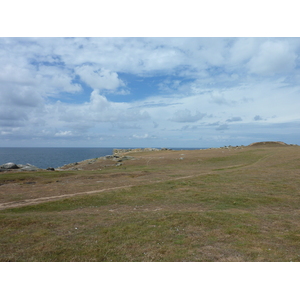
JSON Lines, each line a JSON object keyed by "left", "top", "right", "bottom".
{"left": 1, "top": 37, "right": 300, "bottom": 148}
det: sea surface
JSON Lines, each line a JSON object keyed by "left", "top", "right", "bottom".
{"left": 0, "top": 147, "right": 204, "bottom": 169}
{"left": 0, "top": 147, "right": 114, "bottom": 169}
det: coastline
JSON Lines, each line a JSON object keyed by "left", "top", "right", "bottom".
{"left": 0, "top": 142, "right": 297, "bottom": 172}
{"left": 1, "top": 142, "right": 300, "bottom": 262}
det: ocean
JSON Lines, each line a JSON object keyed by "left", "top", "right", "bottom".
{"left": 0, "top": 147, "right": 114, "bottom": 169}
{"left": 0, "top": 147, "right": 204, "bottom": 169}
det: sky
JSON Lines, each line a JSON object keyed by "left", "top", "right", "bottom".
{"left": 1, "top": 36, "right": 300, "bottom": 148}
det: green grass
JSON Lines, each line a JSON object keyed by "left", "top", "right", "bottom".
{"left": 1, "top": 146, "right": 300, "bottom": 261}
{"left": 1, "top": 205, "right": 299, "bottom": 261}
{"left": 0, "top": 170, "right": 77, "bottom": 184}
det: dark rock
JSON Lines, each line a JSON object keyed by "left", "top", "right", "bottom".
{"left": 47, "top": 167, "right": 55, "bottom": 171}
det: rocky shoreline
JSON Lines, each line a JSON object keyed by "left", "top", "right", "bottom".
{"left": 0, "top": 147, "right": 172, "bottom": 172}
{"left": 0, "top": 162, "right": 46, "bottom": 172}
{"left": 57, "top": 148, "right": 172, "bottom": 171}
{"left": 0, "top": 162, "right": 57, "bottom": 172}
{"left": 1, "top": 143, "right": 296, "bottom": 172}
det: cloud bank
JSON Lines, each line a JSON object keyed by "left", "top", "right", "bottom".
{"left": 1, "top": 37, "right": 300, "bottom": 147}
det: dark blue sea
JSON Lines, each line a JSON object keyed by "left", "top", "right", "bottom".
{"left": 0, "top": 147, "right": 204, "bottom": 169}
{"left": 0, "top": 148, "right": 114, "bottom": 169}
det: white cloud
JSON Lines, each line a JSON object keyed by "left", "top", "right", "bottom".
{"left": 247, "top": 40, "right": 297, "bottom": 76}
{"left": 169, "top": 109, "right": 206, "bottom": 123}
{"left": 42, "top": 90, "right": 151, "bottom": 135}
{"left": 38, "top": 65, "right": 82, "bottom": 94}
{"left": 229, "top": 38, "right": 260, "bottom": 65}
{"left": 210, "top": 91, "right": 230, "bottom": 105}
{"left": 132, "top": 133, "right": 149, "bottom": 139}
{"left": 0, "top": 84, "right": 44, "bottom": 107}
{"left": 1, "top": 37, "right": 300, "bottom": 147}
{"left": 75, "top": 65, "right": 124, "bottom": 91}
{"left": 55, "top": 131, "right": 72, "bottom": 137}
{"left": 89, "top": 90, "right": 111, "bottom": 111}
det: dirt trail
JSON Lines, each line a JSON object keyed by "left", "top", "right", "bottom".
{"left": 0, "top": 185, "right": 134, "bottom": 210}
{"left": 0, "top": 172, "right": 214, "bottom": 210}
{"left": 0, "top": 148, "right": 283, "bottom": 211}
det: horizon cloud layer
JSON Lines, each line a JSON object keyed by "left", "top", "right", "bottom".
{"left": 1, "top": 37, "right": 300, "bottom": 148}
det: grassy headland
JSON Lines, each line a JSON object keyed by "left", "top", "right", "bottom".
{"left": 0, "top": 142, "right": 300, "bottom": 261}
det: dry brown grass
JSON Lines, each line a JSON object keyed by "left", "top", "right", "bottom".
{"left": 0, "top": 144, "right": 300, "bottom": 261}
{"left": 0, "top": 146, "right": 267, "bottom": 207}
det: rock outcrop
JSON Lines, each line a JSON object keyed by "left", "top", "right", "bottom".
{"left": 20, "top": 164, "right": 40, "bottom": 171}
{"left": 0, "top": 162, "right": 42, "bottom": 171}
{"left": 1, "top": 162, "right": 19, "bottom": 169}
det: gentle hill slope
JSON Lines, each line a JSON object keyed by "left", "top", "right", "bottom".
{"left": 248, "top": 141, "right": 290, "bottom": 147}
{"left": 0, "top": 144, "right": 300, "bottom": 262}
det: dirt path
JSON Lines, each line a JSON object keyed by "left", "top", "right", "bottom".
{"left": 0, "top": 172, "right": 212, "bottom": 210}
{"left": 0, "top": 185, "right": 134, "bottom": 210}
{"left": 0, "top": 148, "right": 282, "bottom": 211}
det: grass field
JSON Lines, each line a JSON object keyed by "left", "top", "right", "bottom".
{"left": 0, "top": 143, "right": 300, "bottom": 261}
